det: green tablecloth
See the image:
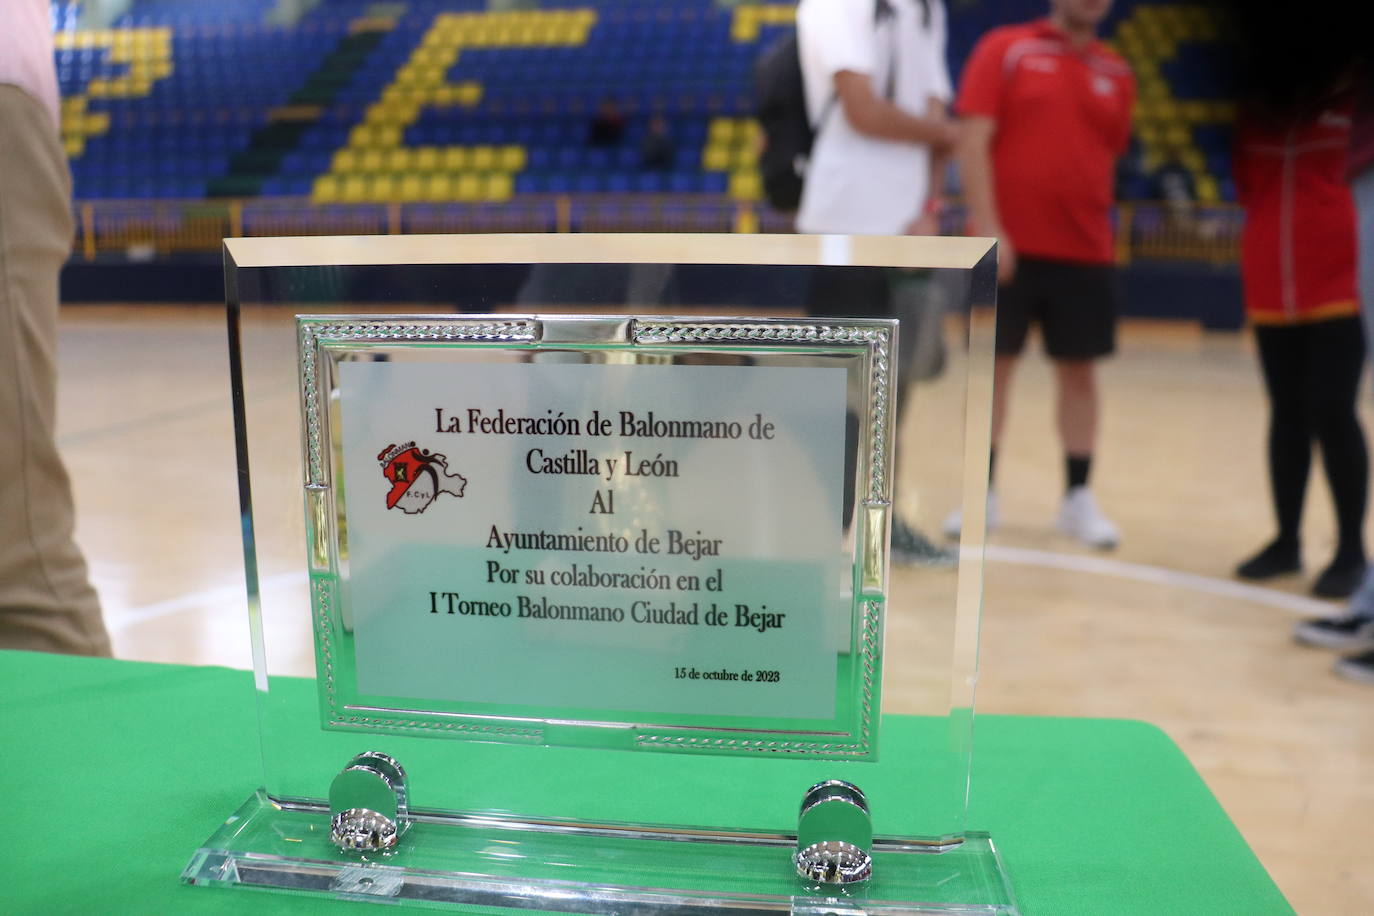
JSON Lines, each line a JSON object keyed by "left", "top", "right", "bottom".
{"left": 1, "top": 650, "right": 1291, "bottom": 915}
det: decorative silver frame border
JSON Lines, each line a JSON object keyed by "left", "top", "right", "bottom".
{"left": 298, "top": 315, "right": 894, "bottom": 759}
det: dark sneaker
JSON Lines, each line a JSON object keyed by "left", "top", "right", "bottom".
{"left": 1312, "top": 559, "right": 1367, "bottom": 599}
{"left": 891, "top": 518, "right": 956, "bottom": 567}
{"left": 1334, "top": 650, "right": 1374, "bottom": 686}
{"left": 1293, "top": 614, "right": 1374, "bottom": 650}
{"left": 1235, "top": 541, "right": 1301, "bottom": 580}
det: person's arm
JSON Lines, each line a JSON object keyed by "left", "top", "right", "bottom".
{"left": 833, "top": 70, "right": 959, "bottom": 150}
{"left": 957, "top": 114, "right": 1015, "bottom": 281}
{"left": 907, "top": 97, "right": 951, "bottom": 235}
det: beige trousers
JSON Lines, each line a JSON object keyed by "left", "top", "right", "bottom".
{"left": 0, "top": 84, "right": 111, "bottom": 656}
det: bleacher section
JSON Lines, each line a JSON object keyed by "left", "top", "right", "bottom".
{"left": 53, "top": 0, "right": 1242, "bottom": 267}
{"left": 1113, "top": 2, "right": 1234, "bottom": 203}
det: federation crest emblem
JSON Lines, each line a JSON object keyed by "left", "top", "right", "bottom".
{"left": 377, "top": 442, "right": 467, "bottom": 515}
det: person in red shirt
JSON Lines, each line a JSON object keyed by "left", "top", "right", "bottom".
{"left": 1231, "top": 97, "right": 1366, "bottom": 598}
{"left": 943, "top": 0, "right": 1134, "bottom": 549}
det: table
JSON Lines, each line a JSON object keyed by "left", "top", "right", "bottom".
{"left": 1, "top": 650, "right": 1291, "bottom": 915}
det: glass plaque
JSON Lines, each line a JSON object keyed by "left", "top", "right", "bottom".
{"left": 185, "top": 233, "right": 1012, "bottom": 914}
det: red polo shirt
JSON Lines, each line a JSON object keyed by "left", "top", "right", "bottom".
{"left": 956, "top": 19, "right": 1135, "bottom": 264}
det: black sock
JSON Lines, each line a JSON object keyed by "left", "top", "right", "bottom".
{"left": 1066, "top": 454, "right": 1091, "bottom": 491}
{"left": 988, "top": 448, "right": 997, "bottom": 484}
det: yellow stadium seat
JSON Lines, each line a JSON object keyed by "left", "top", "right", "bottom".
{"left": 470, "top": 146, "right": 496, "bottom": 171}
{"left": 386, "top": 148, "right": 412, "bottom": 171}
{"left": 414, "top": 147, "right": 440, "bottom": 172}
{"left": 456, "top": 174, "right": 482, "bottom": 201}
{"left": 443, "top": 147, "right": 470, "bottom": 170}
{"left": 1197, "top": 176, "right": 1219, "bottom": 204}
{"left": 360, "top": 149, "right": 385, "bottom": 173}
{"left": 708, "top": 119, "right": 735, "bottom": 144}
{"left": 485, "top": 173, "right": 513, "bottom": 202}
{"left": 498, "top": 145, "right": 526, "bottom": 171}
{"left": 456, "top": 83, "right": 482, "bottom": 106}
{"left": 427, "top": 174, "right": 454, "bottom": 201}
{"left": 702, "top": 146, "right": 730, "bottom": 171}
{"left": 398, "top": 174, "right": 426, "bottom": 202}
{"left": 1183, "top": 101, "right": 1213, "bottom": 123}
{"left": 349, "top": 124, "right": 374, "bottom": 147}
{"left": 312, "top": 175, "right": 340, "bottom": 204}
{"left": 1131, "top": 57, "right": 1159, "bottom": 79}
{"left": 731, "top": 146, "right": 758, "bottom": 169}
{"left": 729, "top": 170, "right": 761, "bottom": 202}
{"left": 1141, "top": 78, "right": 1169, "bottom": 102}
{"left": 1153, "top": 100, "right": 1180, "bottom": 122}
{"left": 332, "top": 149, "right": 358, "bottom": 172}
{"left": 368, "top": 175, "right": 397, "bottom": 202}
{"left": 341, "top": 175, "right": 368, "bottom": 203}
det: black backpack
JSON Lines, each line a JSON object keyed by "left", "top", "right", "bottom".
{"left": 753, "top": 0, "right": 918, "bottom": 213}
{"left": 754, "top": 32, "right": 820, "bottom": 213}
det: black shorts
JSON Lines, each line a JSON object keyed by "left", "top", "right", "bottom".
{"left": 996, "top": 257, "right": 1120, "bottom": 359}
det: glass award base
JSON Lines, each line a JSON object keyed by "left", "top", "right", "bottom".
{"left": 184, "top": 791, "right": 1020, "bottom": 915}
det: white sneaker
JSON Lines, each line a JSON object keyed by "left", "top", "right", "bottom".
{"left": 942, "top": 490, "right": 999, "bottom": 541}
{"left": 1055, "top": 486, "right": 1119, "bottom": 549}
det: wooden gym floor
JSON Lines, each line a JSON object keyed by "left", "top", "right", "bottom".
{"left": 54, "top": 305, "right": 1373, "bottom": 914}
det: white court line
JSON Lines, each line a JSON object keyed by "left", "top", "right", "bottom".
{"left": 107, "top": 571, "right": 308, "bottom": 631}
{"left": 984, "top": 544, "right": 1336, "bottom": 617}
{"left": 109, "top": 549, "right": 1336, "bottom": 632}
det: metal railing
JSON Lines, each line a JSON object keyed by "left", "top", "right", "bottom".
{"left": 73, "top": 195, "right": 1241, "bottom": 265}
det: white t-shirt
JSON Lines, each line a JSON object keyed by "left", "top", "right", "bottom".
{"left": 795, "top": 0, "right": 952, "bottom": 235}
{"left": 0, "top": 0, "right": 61, "bottom": 131}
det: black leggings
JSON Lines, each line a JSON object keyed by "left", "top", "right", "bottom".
{"left": 1254, "top": 316, "right": 1368, "bottom": 560}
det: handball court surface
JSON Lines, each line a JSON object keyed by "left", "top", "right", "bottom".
{"left": 58, "top": 304, "right": 1374, "bottom": 915}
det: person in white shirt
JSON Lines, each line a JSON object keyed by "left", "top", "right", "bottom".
{"left": 0, "top": 0, "right": 111, "bottom": 656}
{"left": 797, "top": 0, "right": 958, "bottom": 237}
{"left": 796, "top": 0, "right": 959, "bottom": 564}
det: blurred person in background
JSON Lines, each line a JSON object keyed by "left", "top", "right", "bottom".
{"left": 1230, "top": 97, "right": 1366, "bottom": 600}
{"left": 588, "top": 97, "right": 626, "bottom": 147}
{"left": 1203, "top": 0, "right": 1371, "bottom": 605}
{"left": 639, "top": 113, "right": 675, "bottom": 171}
{"left": 1201, "top": 0, "right": 1374, "bottom": 683}
{"left": 1318, "top": 88, "right": 1374, "bottom": 682}
{"left": 944, "top": 0, "right": 1134, "bottom": 549}
{"left": 1286, "top": 77, "right": 1374, "bottom": 678}
{"left": 794, "top": 0, "right": 959, "bottom": 564}
{"left": 0, "top": 0, "right": 111, "bottom": 656}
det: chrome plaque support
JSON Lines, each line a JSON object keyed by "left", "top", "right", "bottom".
{"left": 794, "top": 780, "right": 874, "bottom": 885}
{"left": 329, "top": 752, "right": 410, "bottom": 852}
